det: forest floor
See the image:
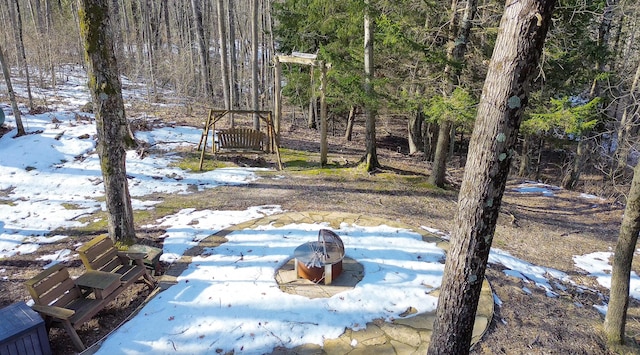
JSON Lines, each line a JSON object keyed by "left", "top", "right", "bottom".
{"left": 2, "top": 105, "right": 640, "bottom": 354}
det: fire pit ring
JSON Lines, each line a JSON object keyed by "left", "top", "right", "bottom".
{"left": 293, "top": 229, "right": 345, "bottom": 284}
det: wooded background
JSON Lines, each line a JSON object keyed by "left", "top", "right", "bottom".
{"left": 1, "top": 0, "right": 639, "bottom": 197}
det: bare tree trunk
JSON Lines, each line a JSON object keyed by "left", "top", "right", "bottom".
{"left": 141, "top": 0, "right": 157, "bottom": 100}
{"left": 78, "top": 0, "right": 137, "bottom": 245}
{"left": 0, "top": 42, "right": 26, "bottom": 136}
{"left": 429, "top": 0, "right": 478, "bottom": 187}
{"left": 191, "top": 0, "right": 213, "bottom": 99}
{"left": 430, "top": 121, "right": 452, "bottom": 184}
{"left": 26, "top": 0, "right": 45, "bottom": 87}
{"left": 28, "top": 0, "right": 44, "bottom": 34}
{"left": 163, "top": 0, "right": 170, "bottom": 46}
{"left": 615, "top": 59, "right": 640, "bottom": 173}
{"left": 604, "top": 158, "right": 640, "bottom": 345}
{"left": 589, "top": 0, "right": 617, "bottom": 98}
{"left": 8, "top": 0, "right": 33, "bottom": 110}
{"left": 43, "top": 0, "right": 55, "bottom": 88}
{"left": 264, "top": 0, "right": 275, "bottom": 110}
{"left": 427, "top": 0, "right": 557, "bottom": 352}
{"left": 228, "top": 0, "right": 239, "bottom": 109}
{"left": 307, "top": 96, "right": 317, "bottom": 129}
{"left": 345, "top": 105, "right": 356, "bottom": 141}
{"left": 562, "top": 138, "right": 590, "bottom": 189}
{"left": 251, "top": 0, "right": 260, "bottom": 129}
{"left": 110, "top": 0, "right": 123, "bottom": 67}
{"left": 216, "top": 0, "right": 230, "bottom": 113}
{"left": 518, "top": 134, "right": 531, "bottom": 177}
{"left": 408, "top": 108, "right": 424, "bottom": 155}
{"left": 424, "top": 122, "right": 438, "bottom": 161}
{"left": 362, "top": 0, "right": 379, "bottom": 172}
{"left": 320, "top": 63, "right": 328, "bottom": 165}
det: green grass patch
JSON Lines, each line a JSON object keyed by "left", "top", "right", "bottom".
{"left": 401, "top": 176, "right": 438, "bottom": 190}
{"left": 74, "top": 212, "right": 109, "bottom": 233}
{"left": 0, "top": 199, "right": 16, "bottom": 206}
{"left": 60, "top": 202, "right": 85, "bottom": 210}
{"left": 279, "top": 148, "right": 359, "bottom": 176}
{"left": 172, "top": 151, "right": 233, "bottom": 171}
{"left": 279, "top": 148, "right": 320, "bottom": 170}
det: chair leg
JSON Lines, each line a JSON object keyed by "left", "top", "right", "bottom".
{"left": 143, "top": 272, "right": 156, "bottom": 289}
{"left": 132, "top": 259, "right": 157, "bottom": 289}
{"left": 61, "top": 320, "right": 86, "bottom": 352}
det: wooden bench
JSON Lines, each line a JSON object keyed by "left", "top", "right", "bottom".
{"left": 216, "top": 128, "right": 265, "bottom": 153}
{"left": 24, "top": 264, "right": 119, "bottom": 351}
{"left": 76, "top": 235, "right": 156, "bottom": 290}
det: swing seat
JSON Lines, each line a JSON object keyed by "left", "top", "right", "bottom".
{"left": 215, "top": 128, "right": 265, "bottom": 154}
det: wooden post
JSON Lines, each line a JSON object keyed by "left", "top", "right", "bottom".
{"left": 320, "top": 62, "right": 328, "bottom": 166}
{"left": 274, "top": 53, "right": 330, "bottom": 166}
{"left": 274, "top": 57, "right": 282, "bottom": 135}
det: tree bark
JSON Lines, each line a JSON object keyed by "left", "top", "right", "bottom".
{"left": 362, "top": 0, "right": 379, "bottom": 172}
{"left": 141, "top": 0, "right": 157, "bottom": 100}
{"left": 562, "top": 138, "right": 590, "bottom": 189}
{"left": 615, "top": 59, "right": 640, "bottom": 173}
{"left": 589, "top": 0, "right": 617, "bottom": 98}
{"left": 320, "top": 63, "right": 328, "bottom": 166}
{"left": 345, "top": 105, "right": 356, "bottom": 141}
{"left": 428, "top": 0, "right": 477, "bottom": 187}
{"left": 427, "top": 0, "right": 557, "bottom": 353}
{"left": 424, "top": 122, "right": 438, "bottom": 161}
{"left": 604, "top": 158, "right": 640, "bottom": 344}
{"left": 78, "top": 0, "right": 137, "bottom": 245}
{"left": 429, "top": 120, "right": 452, "bottom": 185}
{"left": 216, "top": 0, "right": 231, "bottom": 113}
{"left": 162, "top": 0, "right": 171, "bottom": 46}
{"left": 0, "top": 42, "right": 26, "bottom": 136}
{"left": 191, "top": 0, "right": 213, "bottom": 99}
{"left": 251, "top": 0, "right": 260, "bottom": 129}
{"left": 308, "top": 66, "right": 317, "bottom": 130}
{"left": 228, "top": 0, "right": 239, "bottom": 109}
{"left": 518, "top": 134, "right": 531, "bottom": 177}
{"left": 408, "top": 108, "right": 424, "bottom": 154}
{"left": 8, "top": 0, "right": 33, "bottom": 110}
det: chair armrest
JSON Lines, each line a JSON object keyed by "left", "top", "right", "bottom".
{"left": 31, "top": 304, "right": 75, "bottom": 320}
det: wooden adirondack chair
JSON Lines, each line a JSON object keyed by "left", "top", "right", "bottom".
{"left": 76, "top": 235, "right": 156, "bottom": 290}
{"left": 24, "top": 264, "right": 117, "bottom": 351}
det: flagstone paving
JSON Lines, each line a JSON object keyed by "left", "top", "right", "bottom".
{"left": 159, "top": 211, "right": 494, "bottom": 355}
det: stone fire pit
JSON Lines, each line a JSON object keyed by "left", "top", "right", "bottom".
{"left": 293, "top": 229, "right": 345, "bottom": 284}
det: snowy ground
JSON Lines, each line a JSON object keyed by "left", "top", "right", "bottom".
{"left": 1, "top": 67, "right": 639, "bottom": 354}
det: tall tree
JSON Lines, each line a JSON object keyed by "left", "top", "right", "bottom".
{"left": 216, "top": 0, "right": 231, "bottom": 112}
{"left": 191, "top": 0, "right": 213, "bottom": 99}
{"left": 228, "top": 0, "right": 239, "bottom": 109}
{"left": 0, "top": 41, "right": 26, "bottom": 136}
{"left": 362, "top": 0, "right": 380, "bottom": 172}
{"left": 605, "top": 158, "right": 640, "bottom": 345}
{"left": 251, "top": 0, "right": 260, "bottom": 129}
{"left": 589, "top": 0, "right": 617, "bottom": 99}
{"left": 78, "top": 0, "right": 137, "bottom": 245}
{"left": 427, "top": 0, "right": 557, "bottom": 353}
{"left": 7, "top": 0, "right": 33, "bottom": 111}
{"left": 615, "top": 59, "right": 640, "bottom": 173}
{"left": 428, "top": 0, "right": 478, "bottom": 188}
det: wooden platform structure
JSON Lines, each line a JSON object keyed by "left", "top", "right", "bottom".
{"left": 197, "top": 109, "right": 282, "bottom": 171}
{"left": 273, "top": 52, "right": 330, "bottom": 166}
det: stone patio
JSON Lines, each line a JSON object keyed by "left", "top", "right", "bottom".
{"left": 158, "top": 211, "right": 494, "bottom": 355}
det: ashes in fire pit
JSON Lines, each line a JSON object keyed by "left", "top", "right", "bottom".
{"left": 293, "top": 229, "right": 345, "bottom": 284}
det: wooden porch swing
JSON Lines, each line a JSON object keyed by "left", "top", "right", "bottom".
{"left": 197, "top": 109, "right": 283, "bottom": 171}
